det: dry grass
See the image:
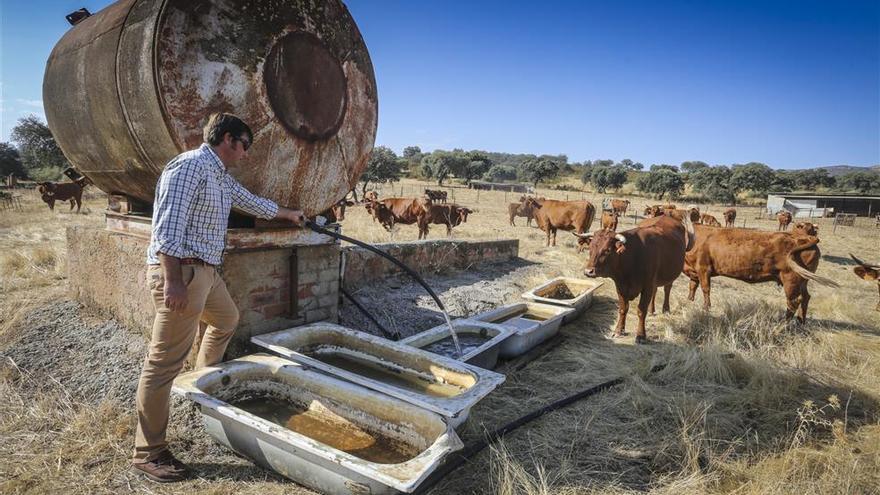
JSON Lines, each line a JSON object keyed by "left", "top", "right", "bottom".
{"left": 1, "top": 180, "right": 879, "bottom": 494}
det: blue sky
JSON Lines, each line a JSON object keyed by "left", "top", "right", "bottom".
{"left": 1, "top": 0, "right": 877, "bottom": 169}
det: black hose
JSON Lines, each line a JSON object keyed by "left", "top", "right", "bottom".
{"left": 340, "top": 286, "right": 399, "bottom": 341}
{"left": 413, "top": 361, "right": 668, "bottom": 495}
{"left": 304, "top": 220, "right": 447, "bottom": 312}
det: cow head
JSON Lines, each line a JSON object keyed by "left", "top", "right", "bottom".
{"left": 456, "top": 207, "right": 473, "bottom": 224}
{"left": 573, "top": 230, "right": 626, "bottom": 276}
{"left": 329, "top": 199, "right": 354, "bottom": 222}
{"left": 525, "top": 197, "right": 542, "bottom": 210}
{"left": 364, "top": 191, "right": 379, "bottom": 202}
{"left": 851, "top": 253, "right": 879, "bottom": 281}
{"left": 644, "top": 205, "right": 664, "bottom": 218}
{"left": 793, "top": 222, "right": 818, "bottom": 236}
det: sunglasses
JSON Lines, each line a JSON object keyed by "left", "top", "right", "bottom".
{"left": 232, "top": 136, "right": 251, "bottom": 151}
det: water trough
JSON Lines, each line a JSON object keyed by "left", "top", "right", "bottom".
{"left": 399, "top": 320, "right": 513, "bottom": 370}
{"left": 521, "top": 276, "right": 603, "bottom": 324}
{"left": 251, "top": 323, "right": 505, "bottom": 427}
{"left": 172, "top": 354, "right": 462, "bottom": 494}
{"left": 470, "top": 302, "right": 573, "bottom": 358}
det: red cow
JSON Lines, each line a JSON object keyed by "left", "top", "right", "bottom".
{"left": 792, "top": 222, "right": 818, "bottom": 236}
{"left": 574, "top": 215, "right": 694, "bottom": 343}
{"left": 777, "top": 211, "right": 793, "bottom": 231}
{"left": 850, "top": 253, "right": 879, "bottom": 311}
{"left": 526, "top": 197, "right": 596, "bottom": 247}
{"left": 610, "top": 199, "right": 630, "bottom": 215}
{"left": 723, "top": 208, "right": 737, "bottom": 228}
{"left": 683, "top": 225, "right": 839, "bottom": 322}
{"left": 419, "top": 204, "right": 473, "bottom": 238}
{"left": 317, "top": 199, "right": 354, "bottom": 224}
{"left": 370, "top": 197, "right": 432, "bottom": 233}
{"left": 601, "top": 210, "right": 619, "bottom": 231}
{"left": 699, "top": 213, "right": 721, "bottom": 227}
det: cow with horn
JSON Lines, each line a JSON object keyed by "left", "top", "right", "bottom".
{"left": 573, "top": 215, "right": 694, "bottom": 344}
{"left": 850, "top": 253, "right": 880, "bottom": 312}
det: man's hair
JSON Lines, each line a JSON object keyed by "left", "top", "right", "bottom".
{"left": 203, "top": 113, "right": 253, "bottom": 146}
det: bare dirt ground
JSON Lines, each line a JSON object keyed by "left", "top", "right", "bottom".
{"left": 2, "top": 180, "right": 879, "bottom": 494}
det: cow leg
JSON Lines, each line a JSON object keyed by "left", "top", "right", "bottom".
{"left": 688, "top": 278, "right": 699, "bottom": 301}
{"left": 782, "top": 278, "right": 802, "bottom": 322}
{"left": 69, "top": 199, "right": 75, "bottom": 211}
{"left": 635, "top": 288, "right": 653, "bottom": 344}
{"left": 446, "top": 224, "right": 452, "bottom": 237}
{"left": 75, "top": 196, "right": 82, "bottom": 213}
{"left": 613, "top": 293, "right": 629, "bottom": 337}
{"left": 648, "top": 287, "right": 657, "bottom": 315}
{"left": 798, "top": 282, "right": 810, "bottom": 322}
{"left": 699, "top": 272, "right": 712, "bottom": 309}
{"left": 545, "top": 227, "right": 552, "bottom": 247}
{"left": 662, "top": 284, "right": 672, "bottom": 313}
{"left": 551, "top": 228, "right": 558, "bottom": 246}
{"left": 48, "top": 199, "right": 55, "bottom": 211}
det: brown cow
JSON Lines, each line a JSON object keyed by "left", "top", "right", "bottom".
{"left": 419, "top": 204, "right": 473, "bottom": 238}
{"left": 699, "top": 213, "right": 721, "bottom": 227}
{"left": 37, "top": 178, "right": 89, "bottom": 212}
{"left": 601, "top": 210, "right": 619, "bottom": 231}
{"left": 610, "top": 199, "right": 630, "bottom": 215}
{"left": 793, "top": 222, "right": 818, "bottom": 236}
{"left": 508, "top": 201, "right": 533, "bottom": 227}
{"left": 777, "top": 210, "right": 793, "bottom": 231}
{"left": 574, "top": 215, "right": 694, "bottom": 343}
{"left": 850, "top": 254, "right": 879, "bottom": 311}
{"left": 723, "top": 208, "right": 737, "bottom": 228}
{"left": 424, "top": 189, "right": 447, "bottom": 203}
{"left": 364, "top": 191, "right": 379, "bottom": 203}
{"left": 370, "top": 197, "right": 432, "bottom": 233}
{"left": 317, "top": 199, "right": 354, "bottom": 224}
{"left": 526, "top": 197, "right": 596, "bottom": 247}
{"left": 683, "top": 225, "right": 839, "bottom": 322}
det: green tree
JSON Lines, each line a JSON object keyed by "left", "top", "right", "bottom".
{"left": 636, "top": 169, "right": 685, "bottom": 200}
{"left": 792, "top": 168, "right": 835, "bottom": 190}
{"left": 588, "top": 166, "right": 628, "bottom": 193}
{"left": 483, "top": 164, "right": 517, "bottom": 182}
{"left": 460, "top": 151, "right": 492, "bottom": 184}
{"left": 359, "top": 146, "right": 402, "bottom": 196}
{"left": 729, "top": 162, "right": 775, "bottom": 194}
{"left": 650, "top": 163, "right": 679, "bottom": 173}
{"left": 617, "top": 158, "right": 643, "bottom": 171}
{"left": 689, "top": 166, "right": 734, "bottom": 203}
{"left": 680, "top": 161, "right": 709, "bottom": 173}
{"left": 0, "top": 142, "right": 26, "bottom": 178}
{"left": 771, "top": 171, "right": 795, "bottom": 192}
{"left": 837, "top": 171, "right": 880, "bottom": 194}
{"left": 420, "top": 150, "right": 464, "bottom": 186}
{"left": 402, "top": 146, "right": 422, "bottom": 160}
{"left": 10, "top": 115, "right": 68, "bottom": 180}
{"left": 520, "top": 158, "right": 560, "bottom": 188}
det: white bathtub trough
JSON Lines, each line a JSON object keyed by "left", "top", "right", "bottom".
{"left": 470, "top": 302, "right": 573, "bottom": 358}
{"left": 172, "top": 354, "right": 463, "bottom": 494}
{"left": 399, "top": 320, "right": 513, "bottom": 369}
{"left": 522, "top": 277, "right": 603, "bottom": 324}
{"left": 251, "top": 323, "right": 505, "bottom": 426}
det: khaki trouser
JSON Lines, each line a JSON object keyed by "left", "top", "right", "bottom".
{"left": 133, "top": 264, "right": 239, "bottom": 462}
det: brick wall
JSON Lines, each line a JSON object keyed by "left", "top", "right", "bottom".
{"left": 342, "top": 239, "right": 519, "bottom": 289}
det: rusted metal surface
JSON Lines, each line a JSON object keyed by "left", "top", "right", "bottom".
{"left": 44, "top": 0, "right": 377, "bottom": 216}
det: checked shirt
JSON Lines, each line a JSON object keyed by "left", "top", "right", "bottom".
{"left": 147, "top": 143, "right": 278, "bottom": 266}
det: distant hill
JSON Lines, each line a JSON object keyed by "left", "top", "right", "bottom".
{"left": 799, "top": 165, "right": 880, "bottom": 177}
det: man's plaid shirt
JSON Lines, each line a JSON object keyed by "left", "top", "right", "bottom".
{"left": 147, "top": 144, "right": 278, "bottom": 265}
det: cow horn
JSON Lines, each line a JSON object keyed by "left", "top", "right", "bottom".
{"left": 572, "top": 231, "right": 593, "bottom": 239}
{"left": 614, "top": 233, "right": 626, "bottom": 244}
{"left": 850, "top": 253, "right": 880, "bottom": 269}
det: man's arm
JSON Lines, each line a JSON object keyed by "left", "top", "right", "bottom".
{"left": 228, "top": 177, "right": 304, "bottom": 226}
{"left": 159, "top": 253, "right": 187, "bottom": 312}
{"left": 275, "top": 206, "right": 305, "bottom": 226}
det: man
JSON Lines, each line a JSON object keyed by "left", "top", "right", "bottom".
{"left": 132, "top": 113, "right": 304, "bottom": 482}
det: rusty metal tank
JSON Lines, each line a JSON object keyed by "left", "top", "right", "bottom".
{"left": 43, "top": 0, "right": 377, "bottom": 216}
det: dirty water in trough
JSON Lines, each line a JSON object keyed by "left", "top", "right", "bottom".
{"left": 422, "top": 334, "right": 488, "bottom": 358}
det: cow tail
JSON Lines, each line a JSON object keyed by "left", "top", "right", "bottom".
{"left": 585, "top": 203, "right": 596, "bottom": 231}
{"left": 683, "top": 215, "right": 696, "bottom": 251}
{"left": 787, "top": 239, "right": 840, "bottom": 288}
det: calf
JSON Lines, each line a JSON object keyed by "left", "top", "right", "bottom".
{"left": 610, "top": 199, "right": 630, "bottom": 215}
{"left": 683, "top": 225, "right": 839, "bottom": 322}
{"left": 317, "top": 199, "right": 354, "bottom": 223}
{"left": 643, "top": 204, "right": 677, "bottom": 218}
{"left": 850, "top": 254, "right": 879, "bottom": 311}
{"left": 420, "top": 204, "right": 473, "bottom": 238}
{"left": 777, "top": 210, "right": 793, "bottom": 231}
{"left": 699, "top": 213, "right": 721, "bottom": 227}
{"left": 601, "top": 209, "right": 619, "bottom": 231}
{"left": 527, "top": 197, "right": 596, "bottom": 247}
{"left": 723, "top": 208, "right": 737, "bottom": 228}
{"left": 574, "top": 215, "right": 693, "bottom": 343}
{"left": 37, "top": 178, "right": 89, "bottom": 212}
{"left": 508, "top": 201, "right": 533, "bottom": 227}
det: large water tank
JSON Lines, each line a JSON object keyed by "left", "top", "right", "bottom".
{"left": 43, "top": 0, "right": 377, "bottom": 216}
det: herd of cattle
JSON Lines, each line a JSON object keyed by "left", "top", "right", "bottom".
{"left": 31, "top": 179, "right": 878, "bottom": 333}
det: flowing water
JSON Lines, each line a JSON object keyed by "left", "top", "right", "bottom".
{"left": 441, "top": 311, "right": 463, "bottom": 358}
{"left": 306, "top": 351, "right": 467, "bottom": 398}
{"left": 232, "top": 397, "right": 421, "bottom": 464}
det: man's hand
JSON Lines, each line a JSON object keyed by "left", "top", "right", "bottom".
{"left": 277, "top": 207, "right": 305, "bottom": 227}
{"left": 164, "top": 279, "right": 188, "bottom": 312}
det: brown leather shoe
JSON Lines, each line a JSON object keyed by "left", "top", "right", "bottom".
{"left": 131, "top": 450, "right": 190, "bottom": 483}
